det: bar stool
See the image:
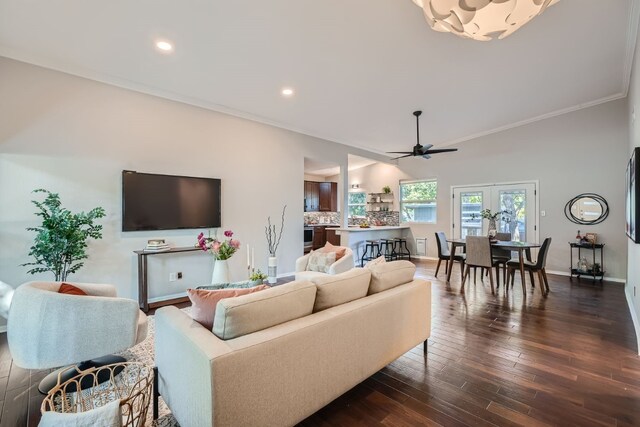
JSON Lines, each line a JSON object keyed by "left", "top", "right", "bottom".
{"left": 393, "top": 238, "right": 411, "bottom": 260}
{"left": 380, "top": 238, "right": 397, "bottom": 261}
{"left": 360, "top": 240, "right": 382, "bottom": 266}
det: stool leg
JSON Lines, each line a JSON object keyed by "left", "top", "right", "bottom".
{"left": 360, "top": 244, "right": 368, "bottom": 267}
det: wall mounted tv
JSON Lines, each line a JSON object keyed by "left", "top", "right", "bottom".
{"left": 626, "top": 148, "right": 640, "bottom": 243}
{"left": 122, "top": 170, "right": 221, "bottom": 232}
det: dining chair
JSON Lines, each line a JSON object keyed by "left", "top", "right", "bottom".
{"left": 507, "top": 237, "right": 552, "bottom": 296}
{"left": 435, "top": 232, "right": 465, "bottom": 279}
{"left": 462, "top": 236, "right": 496, "bottom": 294}
{"left": 492, "top": 232, "right": 512, "bottom": 287}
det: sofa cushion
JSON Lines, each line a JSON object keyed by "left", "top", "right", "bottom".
{"left": 295, "top": 270, "right": 330, "bottom": 281}
{"left": 320, "top": 242, "right": 347, "bottom": 261}
{"left": 306, "top": 251, "right": 336, "bottom": 273}
{"left": 368, "top": 261, "right": 416, "bottom": 295}
{"left": 310, "top": 268, "right": 371, "bottom": 312}
{"left": 213, "top": 280, "right": 316, "bottom": 340}
{"left": 187, "top": 285, "right": 269, "bottom": 330}
{"left": 364, "top": 256, "right": 386, "bottom": 269}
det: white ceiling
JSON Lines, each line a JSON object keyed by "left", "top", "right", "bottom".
{"left": 304, "top": 155, "right": 377, "bottom": 177}
{"left": 0, "top": 0, "right": 637, "bottom": 155}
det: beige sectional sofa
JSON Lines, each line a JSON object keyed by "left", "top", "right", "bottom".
{"left": 155, "top": 261, "right": 431, "bottom": 427}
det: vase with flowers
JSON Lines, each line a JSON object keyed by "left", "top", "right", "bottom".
{"left": 470, "top": 209, "right": 510, "bottom": 238}
{"left": 197, "top": 229, "right": 241, "bottom": 284}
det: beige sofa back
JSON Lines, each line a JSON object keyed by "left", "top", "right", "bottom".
{"left": 155, "top": 278, "right": 431, "bottom": 427}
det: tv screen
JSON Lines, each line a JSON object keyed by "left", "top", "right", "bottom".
{"left": 122, "top": 171, "right": 221, "bottom": 231}
{"left": 627, "top": 148, "right": 640, "bottom": 243}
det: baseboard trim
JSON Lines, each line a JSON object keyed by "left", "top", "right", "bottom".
{"left": 412, "top": 256, "right": 438, "bottom": 261}
{"left": 625, "top": 287, "right": 640, "bottom": 355}
{"left": 545, "top": 269, "right": 625, "bottom": 284}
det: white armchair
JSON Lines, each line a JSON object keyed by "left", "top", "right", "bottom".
{"left": 7, "top": 281, "right": 148, "bottom": 393}
{"left": 295, "top": 248, "right": 355, "bottom": 281}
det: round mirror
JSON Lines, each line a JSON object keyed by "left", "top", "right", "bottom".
{"left": 564, "top": 193, "right": 609, "bottom": 225}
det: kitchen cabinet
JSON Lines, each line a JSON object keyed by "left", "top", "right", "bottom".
{"left": 326, "top": 228, "right": 341, "bottom": 246}
{"left": 312, "top": 226, "right": 326, "bottom": 249}
{"left": 305, "top": 181, "right": 337, "bottom": 212}
{"left": 304, "top": 181, "right": 319, "bottom": 212}
{"left": 319, "top": 182, "right": 338, "bottom": 212}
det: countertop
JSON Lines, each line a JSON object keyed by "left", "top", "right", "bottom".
{"left": 326, "top": 226, "right": 409, "bottom": 232}
{"left": 304, "top": 224, "right": 340, "bottom": 227}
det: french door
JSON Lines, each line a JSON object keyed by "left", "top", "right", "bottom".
{"left": 452, "top": 182, "right": 538, "bottom": 242}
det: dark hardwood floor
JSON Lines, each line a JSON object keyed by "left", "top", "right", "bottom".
{"left": 1, "top": 260, "right": 638, "bottom": 426}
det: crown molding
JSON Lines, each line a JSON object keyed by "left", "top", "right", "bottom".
{"left": 622, "top": 0, "right": 640, "bottom": 97}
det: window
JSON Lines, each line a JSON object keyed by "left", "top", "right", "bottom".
{"left": 348, "top": 192, "right": 366, "bottom": 218}
{"left": 400, "top": 180, "right": 437, "bottom": 223}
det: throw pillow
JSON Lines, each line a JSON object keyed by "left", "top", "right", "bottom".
{"left": 58, "top": 283, "right": 88, "bottom": 296}
{"left": 320, "top": 242, "right": 347, "bottom": 261}
{"left": 39, "top": 399, "right": 122, "bottom": 427}
{"left": 187, "top": 285, "right": 269, "bottom": 330}
{"left": 306, "top": 251, "right": 337, "bottom": 273}
{"left": 365, "top": 256, "right": 386, "bottom": 269}
{"left": 368, "top": 260, "right": 416, "bottom": 294}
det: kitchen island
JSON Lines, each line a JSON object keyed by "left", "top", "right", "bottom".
{"left": 326, "top": 226, "right": 411, "bottom": 266}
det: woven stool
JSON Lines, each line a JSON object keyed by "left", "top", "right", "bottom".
{"left": 393, "top": 238, "right": 411, "bottom": 260}
{"left": 360, "top": 240, "right": 381, "bottom": 266}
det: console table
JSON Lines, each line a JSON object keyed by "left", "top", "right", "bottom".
{"left": 134, "top": 246, "right": 203, "bottom": 312}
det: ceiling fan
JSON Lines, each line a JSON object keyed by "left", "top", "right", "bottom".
{"left": 388, "top": 111, "right": 458, "bottom": 160}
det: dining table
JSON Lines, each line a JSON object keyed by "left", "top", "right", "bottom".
{"left": 446, "top": 238, "right": 541, "bottom": 294}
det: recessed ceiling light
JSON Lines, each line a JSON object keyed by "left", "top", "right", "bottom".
{"left": 281, "top": 87, "right": 294, "bottom": 97}
{"left": 155, "top": 40, "right": 173, "bottom": 53}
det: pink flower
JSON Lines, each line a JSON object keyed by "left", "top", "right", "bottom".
{"left": 229, "top": 239, "right": 240, "bottom": 249}
{"left": 197, "top": 232, "right": 204, "bottom": 239}
{"left": 224, "top": 230, "right": 234, "bottom": 238}
{"left": 212, "top": 241, "right": 221, "bottom": 252}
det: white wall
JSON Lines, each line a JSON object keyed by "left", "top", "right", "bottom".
{"left": 397, "top": 99, "right": 628, "bottom": 280}
{"left": 0, "top": 58, "right": 386, "bottom": 312}
{"left": 626, "top": 20, "right": 640, "bottom": 352}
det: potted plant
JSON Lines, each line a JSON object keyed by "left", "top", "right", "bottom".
{"left": 249, "top": 269, "right": 268, "bottom": 286}
{"left": 22, "top": 189, "right": 106, "bottom": 281}
{"left": 197, "top": 230, "right": 241, "bottom": 284}
{"left": 470, "top": 209, "right": 510, "bottom": 238}
{"left": 382, "top": 186, "right": 392, "bottom": 194}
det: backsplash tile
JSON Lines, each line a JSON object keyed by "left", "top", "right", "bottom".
{"left": 349, "top": 211, "right": 400, "bottom": 226}
{"left": 304, "top": 212, "right": 340, "bottom": 225}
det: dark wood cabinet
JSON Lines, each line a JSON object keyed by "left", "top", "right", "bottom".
{"left": 326, "top": 228, "right": 341, "bottom": 246}
{"left": 305, "top": 181, "right": 336, "bottom": 212}
{"left": 319, "top": 182, "right": 337, "bottom": 212}
{"left": 304, "top": 181, "right": 320, "bottom": 212}
{"left": 312, "top": 226, "right": 326, "bottom": 249}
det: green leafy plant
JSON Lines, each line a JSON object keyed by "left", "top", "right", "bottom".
{"left": 382, "top": 185, "right": 392, "bottom": 194}
{"left": 22, "top": 189, "right": 106, "bottom": 281}
{"left": 470, "top": 209, "right": 510, "bottom": 221}
{"left": 249, "top": 269, "right": 267, "bottom": 281}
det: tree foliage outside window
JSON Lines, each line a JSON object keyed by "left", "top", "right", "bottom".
{"left": 400, "top": 180, "right": 437, "bottom": 223}
{"left": 348, "top": 192, "right": 366, "bottom": 217}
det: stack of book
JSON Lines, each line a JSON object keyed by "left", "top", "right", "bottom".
{"left": 144, "top": 239, "right": 170, "bottom": 252}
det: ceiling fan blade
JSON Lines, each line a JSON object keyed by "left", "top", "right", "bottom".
{"left": 418, "top": 144, "right": 433, "bottom": 154}
{"left": 423, "top": 148, "right": 459, "bottom": 154}
{"left": 421, "top": 154, "right": 432, "bottom": 160}
{"left": 386, "top": 151, "right": 414, "bottom": 154}
{"left": 389, "top": 154, "right": 414, "bottom": 160}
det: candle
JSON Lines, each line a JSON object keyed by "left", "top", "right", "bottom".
{"left": 251, "top": 247, "right": 255, "bottom": 270}
{"left": 247, "top": 244, "right": 250, "bottom": 268}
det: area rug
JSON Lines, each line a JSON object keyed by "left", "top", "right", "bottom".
{"left": 118, "top": 309, "right": 186, "bottom": 427}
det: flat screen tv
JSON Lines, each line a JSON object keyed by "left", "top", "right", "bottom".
{"left": 626, "top": 148, "right": 640, "bottom": 243}
{"left": 122, "top": 171, "right": 221, "bottom": 231}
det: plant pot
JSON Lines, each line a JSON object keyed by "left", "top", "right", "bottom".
{"left": 211, "top": 259, "right": 230, "bottom": 284}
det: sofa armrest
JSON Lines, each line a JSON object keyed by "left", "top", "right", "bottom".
{"left": 295, "top": 253, "right": 311, "bottom": 272}
{"left": 155, "top": 306, "right": 233, "bottom": 427}
{"left": 71, "top": 282, "right": 117, "bottom": 298}
{"left": 328, "top": 252, "right": 355, "bottom": 275}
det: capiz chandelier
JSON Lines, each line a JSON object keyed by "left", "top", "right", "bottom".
{"left": 412, "top": 0, "right": 560, "bottom": 41}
